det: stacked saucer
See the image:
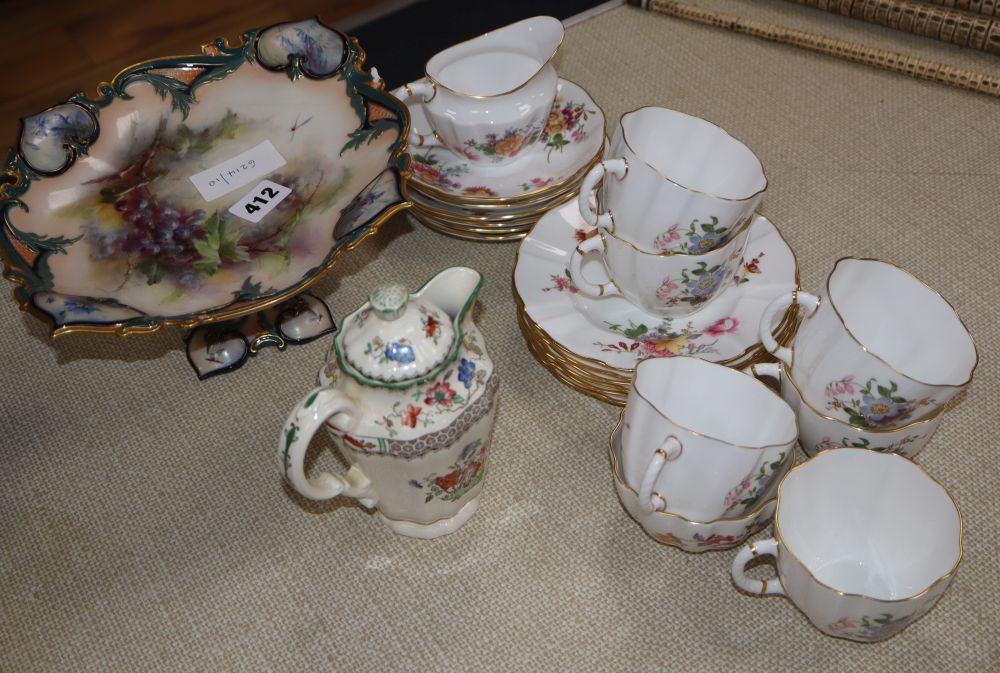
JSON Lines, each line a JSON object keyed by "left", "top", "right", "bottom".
{"left": 401, "top": 78, "right": 606, "bottom": 241}
{"left": 513, "top": 201, "right": 801, "bottom": 404}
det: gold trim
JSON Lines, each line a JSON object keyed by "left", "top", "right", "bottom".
{"left": 410, "top": 211, "right": 529, "bottom": 242}
{"left": 410, "top": 180, "right": 583, "bottom": 221}
{"left": 600, "top": 213, "right": 753, "bottom": 258}
{"left": 617, "top": 106, "right": 767, "bottom": 202}
{"left": 607, "top": 411, "right": 786, "bottom": 524}
{"left": 511, "top": 213, "right": 802, "bottom": 374}
{"left": 516, "top": 290, "right": 798, "bottom": 380}
{"left": 748, "top": 542, "right": 759, "bottom": 558}
{"left": 761, "top": 579, "right": 768, "bottom": 594}
{"left": 411, "top": 137, "right": 606, "bottom": 206}
{"left": 423, "top": 17, "right": 564, "bottom": 100}
{"left": 15, "top": 34, "right": 414, "bottom": 338}
{"left": 630, "top": 357, "right": 799, "bottom": 451}
{"left": 774, "top": 447, "right": 963, "bottom": 603}
{"left": 824, "top": 257, "right": 978, "bottom": 389}
{"left": 777, "top": 361, "right": 945, "bottom": 433}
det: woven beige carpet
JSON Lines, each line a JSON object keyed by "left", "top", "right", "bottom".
{"left": 2, "top": 4, "right": 998, "bottom": 671}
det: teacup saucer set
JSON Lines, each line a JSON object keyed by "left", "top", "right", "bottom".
{"left": 0, "top": 15, "right": 976, "bottom": 645}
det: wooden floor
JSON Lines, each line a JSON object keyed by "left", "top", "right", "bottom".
{"left": 0, "top": 0, "right": 402, "bottom": 143}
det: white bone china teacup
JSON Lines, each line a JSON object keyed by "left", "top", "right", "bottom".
{"left": 568, "top": 220, "right": 750, "bottom": 317}
{"left": 750, "top": 362, "right": 944, "bottom": 459}
{"left": 577, "top": 107, "right": 766, "bottom": 253}
{"left": 622, "top": 356, "right": 797, "bottom": 522}
{"left": 731, "top": 447, "right": 962, "bottom": 642}
{"left": 758, "top": 257, "right": 977, "bottom": 430}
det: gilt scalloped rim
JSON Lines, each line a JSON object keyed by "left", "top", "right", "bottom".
{"left": 0, "top": 16, "right": 413, "bottom": 337}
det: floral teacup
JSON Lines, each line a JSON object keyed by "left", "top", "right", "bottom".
{"left": 609, "top": 412, "right": 783, "bottom": 553}
{"left": 731, "top": 448, "right": 962, "bottom": 642}
{"left": 568, "top": 219, "right": 750, "bottom": 318}
{"left": 758, "top": 257, "right": 977, "bottom": 430}
{"left": 577, "top": 107, "right": 765, "bottom": 253}
{"left": 751, "top": 362, "right": 944, "bottom": 459}
{"left": 622, "top": 356, "right": 797, "bottom": 522}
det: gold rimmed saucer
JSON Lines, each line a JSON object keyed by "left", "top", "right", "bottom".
{"left": 409, "top": 211, "right": 534, "bottom": 242}
{"left": 408, "top": 148, "right": 603, "bottom": 211}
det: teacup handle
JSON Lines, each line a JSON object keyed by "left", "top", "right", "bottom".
{"left": 731, "top": 538, "right": 785, "bottom": 596}
{"left": 637, "top": 435, "right": 683, "bottom": 513}
{"left": 577, "top": 158, "right": 627, "bottom": 229}
{"left": 279, "top": 386, "right": 375, "bottom": 505}
{"left": 748, "top": 362, "right": 781, "bottom": 384}
{"left": 567, "top": 235, "right": 622, "bottom": 299}
{"left": 758, "top": 291, "right": 821, "bottom": 366}
{"left": 391, "top": 81, "right": 444, "bottom": 149}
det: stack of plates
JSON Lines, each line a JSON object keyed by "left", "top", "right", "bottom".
{"left": 513, "top": 201, "right": 802, "bottom": 405}
{"left": 402, "top": 78, "right": 606, "bottom": 241}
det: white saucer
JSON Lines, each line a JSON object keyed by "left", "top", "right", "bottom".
{"left": 514, "top": 201, "right": 799, "bottom": 371}
{"left": 406, "top": 78, "right": 605, "bottom": 201}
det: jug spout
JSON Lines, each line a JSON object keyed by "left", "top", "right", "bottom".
{"left": 419, "top": 267, "right": 484, "bottom": 322}
{"left": 425, "top": 16, "right": 563, "bottom": 97}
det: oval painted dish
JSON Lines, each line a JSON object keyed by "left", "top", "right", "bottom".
{"left": 0, "top": 18, "right": 410, "bottom": 335}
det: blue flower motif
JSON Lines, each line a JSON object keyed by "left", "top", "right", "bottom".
{"left": 385, "top": 341, "right": 415, "bottom": 364}
{"left": 457, "top": 358, "right": 476, "bottom": 389}
{"left": 688, "top": 232, "right": 722, "bottom": 252}
{"left": 685, "top": 266, "right": 728, "bottom": 298}
{"left": 409, "top": 479, "right": 423, "bottom": 489}
{"left": 859, "top": 394, "right": 906, "bottom": 425}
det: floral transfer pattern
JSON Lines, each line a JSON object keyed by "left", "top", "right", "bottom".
{"left": 722, "top": 452, "right": 787, "bottom": 517}
{"left": 653, "top": 216, "right": 730, "bottom": 253}
{"left": 654, "top": 260, "right": 733, "bottom": 310}
{"left": 537, "top": 96, "right": 596, "bottom": 160}
{"left": 736, "top": 251, "right": 765, "bottom": 284}
{"left": 827, "top": 613, "right": 914, "bottom": 642}
{"left": 542, "top": 269, "right": 579, "bottom": 294}
{"left": 408, "top": 437, "right": 488, "bottom": 502}
{"left": 410, "top": 151, "right": 469, "bottom": 191}
{"left": 520, "top": 177, "right": 557, "bottom": 192}
{"left": 373, "top": 332, "right": 489, "bottom": 438}
{"left": 596, "top": 316, "right": 738, "bottom": 360}
{"left": 812, "top": 435, "right": 923, "bottom": 456}
{"left": 650, "top": 518, "right": 769, "bottom": 551}
{"left": 824, "top": 377, "right": 934, "bottom": 428}
{"left": 460, "top": 96, "right": 596, "bottom": 164}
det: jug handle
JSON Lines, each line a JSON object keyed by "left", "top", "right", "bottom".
{"left": 279, "top": 386, "right": 375, "bottom": 504}
{"left": 392, "top": 81, "right": 445, "bottom": 150}
{"left": 638, "top": 435, "right": 683, "bottom": 513}
{"left": 577, "top": 159, "right": 627, "bottom": 229}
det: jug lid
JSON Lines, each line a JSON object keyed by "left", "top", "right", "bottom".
{"left": 341, "top": 282, "right": 456, "bottom": 383}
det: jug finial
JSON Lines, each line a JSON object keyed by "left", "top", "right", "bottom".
{"left": 370, "top": 283, "right": 409, "bottom": 321}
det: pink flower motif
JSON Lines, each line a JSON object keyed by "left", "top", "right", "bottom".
{"left": 815, "top": 437, "right": 838, "bottom": 452}
{"left": 829, "top": 617, "right": 855, "bottom": 633}
{"left": 826, "top": 376, "right": 857, "bottom": 397}
{"left": 655, "top": 276, "right": 679, "bottom": 302}
{"left": 705, "top": 317, "right": 739, "bottom": 336}
{"left": 653, "top": 224, "right": 682, "bottom": 250}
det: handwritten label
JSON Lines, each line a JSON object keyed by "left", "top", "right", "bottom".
{"left": 228, "top": 180, "right": 292, "bottom": 223}
{"left": 188, "top": 141, "right": 286, "bottom": 201}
